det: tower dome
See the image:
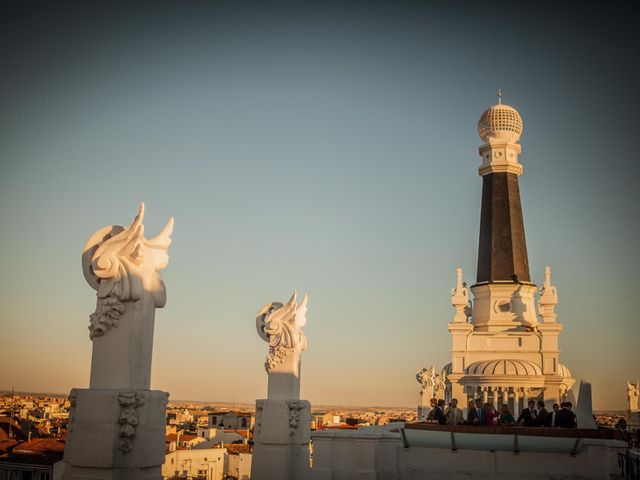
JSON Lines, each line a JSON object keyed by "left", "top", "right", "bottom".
{"left": 478, "top": 103, "right": 523, "bottom": 143}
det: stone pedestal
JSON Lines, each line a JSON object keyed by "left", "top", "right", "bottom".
{"left": 627, "top": 411, "right": 640, "bottom": 432}
{"left": 64, "top": 389, "right": 168, "bottom": 480}
{"left": 252, "top": 399, "right": 311, "bottom": 480}
{"left": 252, "top": 291, "right": 311, "bottom": 480}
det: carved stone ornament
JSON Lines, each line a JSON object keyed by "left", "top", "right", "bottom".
{"left": 416, "top": 366, "right": 447, "bottom": 399}
{"left": 67, "top": 389, "right": 78, "bottom": 433}
{"left": 287, "top": 400, "right": 307, "bottom": 437}
{"left": 117, "top": 391, "right": 146, "bottom": 453}
{"left": 416, "top": 366, "right": 435, "bottom": 398}
{"left": 256, "top": 291, "right": 308, "bottom": 372}
{"left": 82, "top": 203, "right": 173, "bottom": 340}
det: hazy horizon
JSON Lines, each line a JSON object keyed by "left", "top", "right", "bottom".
{"left": 1, "top": 2, "right": 638, "bottom": 410}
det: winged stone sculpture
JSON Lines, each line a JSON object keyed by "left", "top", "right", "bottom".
{"left": 82, "top": 203, "right": 173, "bottom": 339}
{"left": 256, "top": 291, "right": 308, "bottom": 372}
{"left": 416, "top": 366, "right": 435, "bottom": 398}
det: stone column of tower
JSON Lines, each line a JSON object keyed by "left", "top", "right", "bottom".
{"left": 63, "top": 204, "right": 173, "bottom": 480}
{"left": 251, "top": 291, "right": 311, "bottom": 480}
{"left": 470, "top": 101, "right": 539, "bottom": 332}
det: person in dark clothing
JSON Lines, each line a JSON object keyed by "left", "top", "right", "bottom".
{"left": 467, "top": 398, "right": 483, "bottom": 426}
{"left": 517, "top": 400, "right": 538, "bottom": 427}
{"left": 549, "top": 403, "right": 560, "bottom": 427}
{"left": 434, "top": 399, "right": 447, "bottom": 425}
{"left": 536, "top": 400, "right": 549, "bottom": 427}
{"left": 556, "top": 402, "right": 577, "bottom": 428}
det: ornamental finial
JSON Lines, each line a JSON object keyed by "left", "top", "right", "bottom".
{"left": 497, "top": 88, "right": 502, "bottom": 105}
{"left": 451, "top": 267, "right": 469, "bottom": 322}
{"left": 544, "top": 265, "right": 552, "bottom": 289}
{"left": 538, "top": 265, "right": 558, "bottom": 323}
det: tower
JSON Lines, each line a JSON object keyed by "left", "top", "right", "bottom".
{"left": 472, "top": 99, "right": 537, "bottom": 332}
{"left": 441, "top": 98, "right": 574, "bottom": 415}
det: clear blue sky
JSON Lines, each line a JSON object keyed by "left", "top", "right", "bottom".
{"left": 1, "top": 2, "right": 638, "bottom": 409}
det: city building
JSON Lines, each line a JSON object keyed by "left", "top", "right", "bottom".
{"left": 207, "top": 411, "right": 253, "bottom": 430}
{"left": 162, "top": 446, "right": 225, "bottom": 480}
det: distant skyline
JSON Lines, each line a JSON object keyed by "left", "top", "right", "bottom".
{"left": 1, "top": 2, "right": 638, "bottom": 410}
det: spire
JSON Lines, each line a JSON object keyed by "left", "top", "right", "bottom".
{"left": 475, "top": 100, "right": 530, "bottom": 283}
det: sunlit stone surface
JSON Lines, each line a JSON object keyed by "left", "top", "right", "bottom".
{"left": 251, "top": 291, "right": 312, "bottom": 480}
{"left": 62, "top": 204, "right": 173, "bottom": 480}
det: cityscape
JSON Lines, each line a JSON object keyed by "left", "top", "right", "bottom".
{"left": 0, "top": 390, "right": 632, "bottom": 479}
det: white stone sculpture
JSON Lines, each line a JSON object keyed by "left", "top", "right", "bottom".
{"left": 627, "top": 380, "right": 639, "bottom": 412}
{"left": 256, "top": 290, "right": 308, "bottom": 373}
{"left": 416, "top": 366, "right": 447, "bottom": 402}
{"left": 83, "top": 203, "right": 173, "bottom": 339}
{"left": 252, "top": 291, "right": 311, "bottom": 480}
{"left": 416, "top": 366, "right": 448, "bottom": 420}
{"left": 417, "top": 366, "right": 435, "bottom": 399}
{"left": 63, "top": 203, "right": 173, "bottom": 480}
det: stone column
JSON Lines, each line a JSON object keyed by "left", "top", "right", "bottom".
{"left": 63, "top": 204, "right": 173, "bottom": 480}
{"left": 491, "top": 387, "right": 499, "bottom": 407}
{"left": 252, "top": 291, "right": 311, "bottom": 480}
{"left": 482, "top": 387, "right": 488, "bottom": 405}
{"left": 501, "top": 387, "right": 509, "bottom": 407}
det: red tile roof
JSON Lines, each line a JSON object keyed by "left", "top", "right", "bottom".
{"left": 13, "top": 438, "right": 65, "bottom": 453}
{"left": 226, "top": 444, "right": 251, "bottom": 455}
{"left": 224, "top": 429, "right": 252, "bottom": 439}
{"left": 166, "top": 433, "right": 199, "bottom": 443}
{"left": 0, "top": 440, "right": 19, "bottom": 454}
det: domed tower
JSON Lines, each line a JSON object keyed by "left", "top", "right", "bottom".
{"left": 440, "top": 95, "right": 574, "bottom": 415}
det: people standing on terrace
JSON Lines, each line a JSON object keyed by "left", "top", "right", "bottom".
{"left": 556, "top": 402, "right": 577, "bottom": 428}
{"left": 445, "top": 398, "right": 464, "bottom": 425}
{"left": 498, "top": 404, "right": 516, "bottom": 426}
{"left": 550, "top": 403, "right": 560, "bottom": 427}
{"left": 536, "top": 400, "right": 549, "bottom": 427}
{"left": 434, "top": 399, "right": 447, "bottom": 425}
{"left": 483, "top": 402, "right": 499, "bottom": 426}
{"left": 467, "top": 399, "right": 483, "bottom": 425}
{"left": 426, "top": 398, "right": 437, "bottom": 421}
{"left": 517, "top": 400, "right": 538, "bottom": 426}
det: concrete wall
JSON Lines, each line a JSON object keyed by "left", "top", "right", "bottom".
{"left": 310, "top": 429, "right": 628, "bottom": 480}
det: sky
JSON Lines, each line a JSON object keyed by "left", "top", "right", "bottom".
{"left": 1, "top": 1, "right": 638, "bottom": 410}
